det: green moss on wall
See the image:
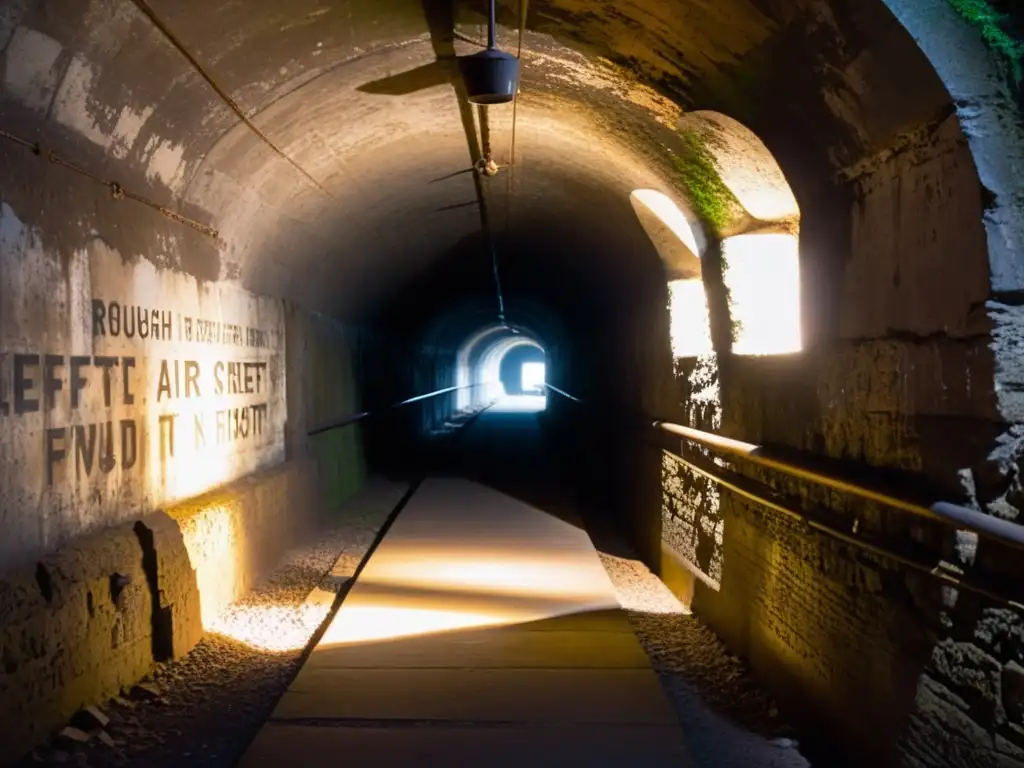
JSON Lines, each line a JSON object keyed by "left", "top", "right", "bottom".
{"left": 947, "top": 0, "right": 1023, "bottom": 82}
{"left": 672, "top": 129, "right": 740, "bottom": 237}
{"left": 311, "top": 426, "right": 366, "bottom": 511}
{"left": 306, "top": 316, "right": 367, "bottom": 513}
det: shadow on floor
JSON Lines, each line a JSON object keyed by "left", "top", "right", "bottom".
{"left": 419, "top": 401, "right": 589, "bottom": 531}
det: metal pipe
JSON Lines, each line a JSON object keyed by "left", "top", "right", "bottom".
{"left": 543, "top": 386, "right": 1024, "bottom": 604}
{"left": 654, "top": 420, "right": 1024, "bottom": 551}
{"left": 488, "top": 0, "right": 497, "bottom": 49}
{"left": 543, "top": 383, "right": 580, "bottom": 402}
{"left": 307, "top": 383, "right": 482, "bottom": 436}
{"left": 541, "top": 387, "right": 1024, "bottom": 553}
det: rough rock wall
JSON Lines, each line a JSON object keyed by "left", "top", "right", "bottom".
{"left": 657, "top": 112, "right": 1024, "bottom": 768}
{"left": 0, "top": 458, "right": 317, "bottom": 763}
{"left": 0, "top": 514, "right": 195, "bottom": 765}
{"left": 655, "top": 6, "right": 1024, "bottom": 766}
{"left": 664, "top": 348, "right": 1024, "bottom": 767}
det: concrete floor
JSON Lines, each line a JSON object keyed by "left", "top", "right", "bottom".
{"left": 239, "top": 400, "right": 694, "bottom": 766}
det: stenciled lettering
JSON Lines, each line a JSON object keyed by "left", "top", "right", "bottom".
{"left": 92, "top": 300, "right": 173, "bottom": 342}
{"left": 46, "top": 419, "right": 140, "bottom": 484}
{"left": 11, "top": 300, "right": 278, "bottom": 491}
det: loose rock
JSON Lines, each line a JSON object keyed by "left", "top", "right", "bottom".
{"left": 130, "top": 683, "right": 162, "bottom": 701}
{"left": 72, "top": 706, "right": 110, "bottom": 731}
{"left": 14, "top": 488, "right": 399, "bottom": 768}
{"left": 97, "top": 731, "right": 116, "bottom": 748}
{"left": 57, "top": 727, "right": 91, "bottom": 746}
{"left": 593, "top": 525, "right": 813, "bottom": 768}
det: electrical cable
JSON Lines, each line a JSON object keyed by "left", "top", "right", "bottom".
{"left": 128, "top": 0, "right": 334, "bottom": 200}
{"left": 0, "top": 127, "right": 223, "bottom": 243}
{"left": 481, "top": 0, "right": 508, "bottom": 323}
{"left": 495, "top": 0, "right": 528, "bottom": 328}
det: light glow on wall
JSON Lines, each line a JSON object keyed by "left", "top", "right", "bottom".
{"left": 630, "top": 189, "right": 702, "bottom": 259}
{"left": 668, "top": 279, "right": 713, "bottom": 358}
{"left": 723, "top": 233, "right": 802, "bottom": 356}
{"left": 456, "top": 325, "right": 506, "bottom": 410}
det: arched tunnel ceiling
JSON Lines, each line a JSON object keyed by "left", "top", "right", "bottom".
{"left": 180, "top": 23, "right": 694, "bottom": 319}
{"left": 5, "top": 0, "right": 1015, "bottom": 324}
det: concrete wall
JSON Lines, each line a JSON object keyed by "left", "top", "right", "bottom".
{"left": 0, "top": 243, "right": 377, "bottom": 762}
{"left": 0, "top": 215, "right": 367, "bottom": 758}
{"left": 0, "top": 222, "right": 288, "bottom": 571}
{"left": 166, "top": 459, "right": 319, "bottom": 626}
{"left": 0, "top": 62, "right": 370, "bottom": 755}
{"left": 285, "top": 307, "right": 367, "bottom": 513}
{"left": 0, "top": 458, "right": 317, "bottom": 763}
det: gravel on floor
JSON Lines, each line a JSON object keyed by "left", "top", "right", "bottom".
{"left": 595, "top": 540, "right": 812, "bottom": 768}
{"left": 21, "top": 479, "right": 406, "bottom": 768}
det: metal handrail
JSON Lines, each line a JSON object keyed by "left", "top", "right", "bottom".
{"left": 543, "top": 384, "right": 1024, "bottom": 553}
{"left": 307, "top": 383, "right": 483, "bottom": 437}
{"left": 664, "top": 441, "right": 1024, "bottom": 610}
{"left": 655, "top": 421, "right": 1024, "bottom": 552}
{"left": 543, "top": 383, "right": 581, "bottom": 403}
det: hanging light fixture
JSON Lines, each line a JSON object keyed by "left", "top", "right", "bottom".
{"left": 458, "top": 0, "right": 520, "bottom": 104}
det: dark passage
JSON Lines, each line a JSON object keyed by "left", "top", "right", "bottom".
{"left": 3, "top": 1, "right": 1024, "bottom": 766}
{"left": 441, "top": 402, "right": 574, "bottom": 523}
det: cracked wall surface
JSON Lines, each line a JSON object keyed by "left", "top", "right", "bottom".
{"left": 1, "top": 0, "right": 1024, "bottom": 765}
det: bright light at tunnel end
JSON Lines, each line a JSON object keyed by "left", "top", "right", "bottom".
{"left": 521, "top": 362, "right": 545, "bottom": 393}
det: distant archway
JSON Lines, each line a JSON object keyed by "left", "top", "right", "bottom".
{"left": 455, "top": 323, "right": 545, "bottom": 409}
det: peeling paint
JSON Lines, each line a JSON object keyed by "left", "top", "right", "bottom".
{"left": 0, "top": 202, "right": 25, "bottom": 254}
{"left": 81, "top": 0, "right": 137, "bottom": 56}
{"left": 110, "top": 105, "right": 155, "bottom": 160}
{"left": 144, "top": 137, "right": 186, "bottom": 190}
{"left": 3, "top": 27, "right": 64, "bottom": 111}
{"left": 525, "top": 46, "right": 681, "bottom": 126}
{"left": 52, "top": 55, "right": 109, "bottom": 148}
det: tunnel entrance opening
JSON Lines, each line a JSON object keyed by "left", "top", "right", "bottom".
{"left": 454, "top": 318, "right": 547, "bottom": 413}
{"left": 479, "top": 328, "right": 546, "bottom": 414}
{"left": 520, "top": 361, "right": 545, "bottom": 394}
{"left": 494, "top": 342, "right": 546, "bottom": 413}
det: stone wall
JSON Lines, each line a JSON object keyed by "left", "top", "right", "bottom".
{"left": 0, "top": 144, "right": 368, "bottom": 761}
{"left": 660, "top": 341, "right": 1024, "bottom": 766}
{"left": 0, "top": 237, "right": 371, "bottom": 760}
{"left": 165, "top": 459, "right": 319, "bottom": 627}
{"left": 0, "top": 458, "right": 317, "bottom": 763}
{"left": 654, "top": 18, "right": 1024, "bottom": 765}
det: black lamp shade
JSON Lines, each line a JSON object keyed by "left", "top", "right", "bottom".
{"left": 458, "top": 49, "right": 520, "bottom": 104}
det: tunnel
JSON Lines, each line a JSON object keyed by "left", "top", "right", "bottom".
{"left": 1, "top": 0, "right": 1024, "bottom": 765}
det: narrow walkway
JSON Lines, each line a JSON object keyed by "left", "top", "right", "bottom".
{"left": 240, "top": 399, "right": 694, "bottom": 766}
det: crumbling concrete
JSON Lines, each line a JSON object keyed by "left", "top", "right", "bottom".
{"left": 0, "top": 458, "right": 321, "bottom": 764}
{"left": 1, "top": 1, "right": 1023, "bottom": 767}
{"left": 166, "top": 459, "right": 319, "bottom": 628}
{"left": 0, "top": 519, "right": 159, "bottom": 762}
